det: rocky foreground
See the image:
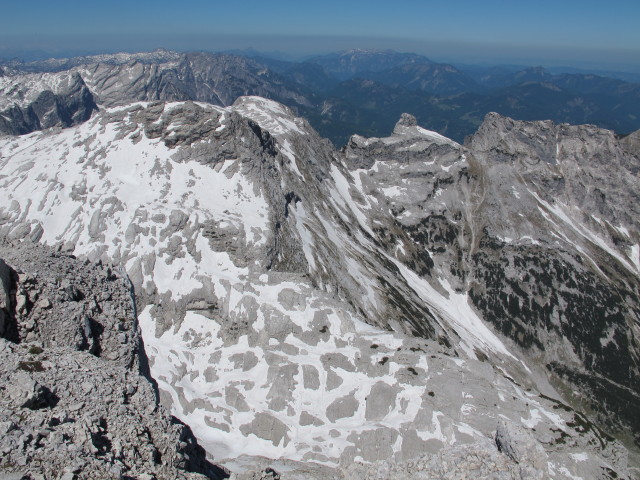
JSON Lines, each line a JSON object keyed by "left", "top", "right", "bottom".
{"left": 0, "top": 239, "right": 226, "bottom": 479}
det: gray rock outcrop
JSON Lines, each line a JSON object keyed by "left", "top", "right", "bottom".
{"left": 0, "top": 239, "right": 225, "bottom": 479}
{"left": 621, "top": 129, "right": 640, "bottom": 156}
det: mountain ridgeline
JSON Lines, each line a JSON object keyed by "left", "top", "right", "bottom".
{"left": 2, "top": 48, "right": 640, "bottom": 146}
{"left": 0, "top": 50, "right": 639, "bottom": 479}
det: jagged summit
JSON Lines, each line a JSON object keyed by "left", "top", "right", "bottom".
{"left": 394, "top": 112, "right": 417, "bottom": 128}
{"left": 391, "top": 112, "right": 459, "bottom": 147}
{"left": 8, "top": 48, "right": 182, "bottom": 72}
{"left": 0, "top": 52, "right": 315, "bottom": 138}
{"left": 0, "top": 48, "right": 638, "bottom": 478}
{"left": 345, "top": 106, "right": 640, "bottom": 460}
{"left": 0, "top": 70, "right": 97, "bottom": 134}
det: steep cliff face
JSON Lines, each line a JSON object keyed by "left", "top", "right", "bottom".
{"left": 0, "top": 71, "right": 97, "bottom": 135}
{"left": 466, "top": 114, "right": 640, "bottom": 449}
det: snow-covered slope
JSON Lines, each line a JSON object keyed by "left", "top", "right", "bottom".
{"left": 0, "top": 98, "right": 634, "bottom": 478}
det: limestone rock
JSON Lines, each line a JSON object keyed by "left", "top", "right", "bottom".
{"left": 495, "top": 420, "right": 547, "bottom": 476}
{"left": 5, "top": 371, "right": 51, "bottom": 410}
{"left": 621, "top": 129, "right": 640, "bottom": 156}
{"left": 0, "top": 241, "right": 224, "bottom": 480}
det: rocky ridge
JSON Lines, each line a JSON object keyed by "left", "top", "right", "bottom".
{"left": 0, "top": 52, "right": 312, "bottom": 137}
{"left": 621, "top": 129, "right": 640, "bottom": 156}
{"left": 344, "top": 111, "right": 640, "bottom": 454}
{"left": 0, "top": 239, "right": 225, "bottom": 479}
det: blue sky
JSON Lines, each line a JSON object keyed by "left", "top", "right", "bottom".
{"left": 1, "top": 0, "right": 639, "bottom": 70}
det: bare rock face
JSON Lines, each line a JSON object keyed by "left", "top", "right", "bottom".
{"left": 495, "top": 420, "right": 548, "bottom": 473}
{"left": 465, "top": 113, "right": 640, "bottom": 448}
{"left": 0, "top": 240, "right": 139, "bottom": 368}
{"left": 0, "top": 72, "right": 97, "bottom": 135}
{"left": 74, "top": 53, "right": 311, "bottom": 110}
{"left": 0, "top": 51, "right": 313, "bottom": 137}
{"left": 0, "top": 240, "right": 224, "bottom": 480}
{"left": 5, "top": 371, "right": 53, "bottom": 410}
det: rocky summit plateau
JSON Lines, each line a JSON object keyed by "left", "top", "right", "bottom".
{"left": 0, "top": 52, "right": 639, "bottom": 480}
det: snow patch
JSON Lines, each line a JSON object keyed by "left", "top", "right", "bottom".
{"left": 233, "top": 96, "right": 305, "bottom": 136}
{"left": 390, "top": 257, "right": 516, "bottom": 360}
{"left": 530, "top": 190, "right": 639, "bottom": 275}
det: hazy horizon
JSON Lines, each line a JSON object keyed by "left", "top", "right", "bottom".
{"left": 2, "top": 0, "right": 639, "bottom": 73}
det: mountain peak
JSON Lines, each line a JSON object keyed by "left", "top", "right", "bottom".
{"left": 391, "top": 113, "right": 459, "bottom": 147}
{"left": 395, "top": 112, "right": 417, "bottom": 128}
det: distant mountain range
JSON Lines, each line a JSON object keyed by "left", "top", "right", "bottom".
{"left": 2, "top": 48, "right": 639, "bottom": 146}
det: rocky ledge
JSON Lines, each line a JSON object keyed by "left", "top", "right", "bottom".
{"left": 0, "top": 239, "right": 225, "bottom": 480}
